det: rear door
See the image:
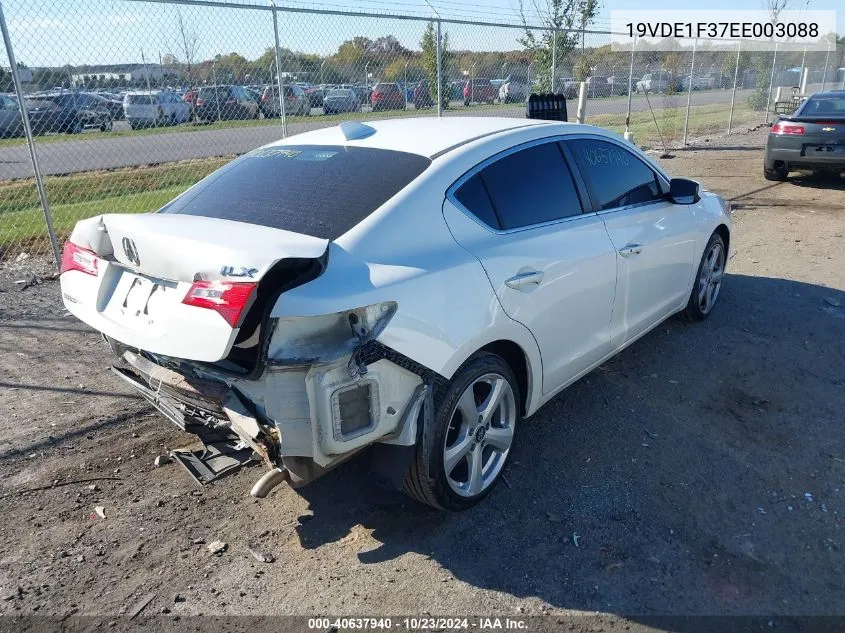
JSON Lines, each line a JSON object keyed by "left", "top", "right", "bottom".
{"left": 443, "top": 139, "right": 618, "bottom": 394}
{"left": 565, "top": 136, "right": 698, "bottom": 345}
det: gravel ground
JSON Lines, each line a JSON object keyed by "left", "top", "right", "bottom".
{"left": 0, "top": 128, "right": 843, "bottom": 630}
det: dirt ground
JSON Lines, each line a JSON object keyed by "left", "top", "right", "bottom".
{"left": 0, "top": 128, "right": 843, "bottom": 630}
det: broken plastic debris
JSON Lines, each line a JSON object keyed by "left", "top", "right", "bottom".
{"left": 572, "top": 532, "right": 581, "bottom": 547}
{"left": 804, "top": 493, "right": 813, "bottom": 502}
{"left": 94, "top": 506, "right": 106, "bottom": 519}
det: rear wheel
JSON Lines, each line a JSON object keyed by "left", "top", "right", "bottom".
{"left": 764, "top": 164, "right": 788, "bottom": 181}
{"left": 680, "top": 232, "right": 727, "bottom": 322}
{"left": 404, "top": 352, "right": 520, "bottom": 511}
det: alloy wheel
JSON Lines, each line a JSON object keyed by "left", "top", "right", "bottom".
{"left": 443, "top": 373, "right": 516, "bottom": 497}
{"left": 698, "top": 240, "right": 725, "bottom": 314}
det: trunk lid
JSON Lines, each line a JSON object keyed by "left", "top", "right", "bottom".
{"left": 60, "top": 213, "right": 328, "bottom": 363}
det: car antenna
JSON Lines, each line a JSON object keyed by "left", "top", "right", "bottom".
{"left": 339, "top": 121, "right": 376, "bottom": 141}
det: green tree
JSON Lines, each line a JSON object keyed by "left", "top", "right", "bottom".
{"left": 572, "top": 56, "right": 591, "bottom": 81}
{"left": 0, "top": 67, "right": 11, "bottom": 92}
{"left": 518, "top": 0, "right": 599, "bottom": 92}
{"left": 421, "top": 21, "right": 451, "bottom": 109}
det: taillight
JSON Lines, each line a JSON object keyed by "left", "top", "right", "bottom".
{"left": 196, "top": 98, "right": 205, "bottom": 106}
{"left": 261, "top": 94, "right": 270, "bottom": 101}
{"left": 60, "top": 241, "right": 99, "bottom": 276}
{"left": 771, "top": 122, "right": 805, "bottom": 135}
{"left": 181, "top": 280, "right": 257, "bottom": 327}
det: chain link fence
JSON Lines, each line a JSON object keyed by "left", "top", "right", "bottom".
{"left": 1, "top": 0, "right": 843, "bottom": 279}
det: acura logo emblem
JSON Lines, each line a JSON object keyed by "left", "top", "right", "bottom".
{"left": 122, "top": 237, "right": 140, "bottom": 266}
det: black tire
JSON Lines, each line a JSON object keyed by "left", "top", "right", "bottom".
{"left": 404, "top": 352, "right": 521, "bottom": 511}
{"left": 764, "top": 165, "right": 788, "bottom": 181}
{"left": 679, "top": 232, "right": 727, "bottom": 322}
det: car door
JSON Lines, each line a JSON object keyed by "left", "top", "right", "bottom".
{"left": 442, "top": 139, "right": 618, "bottom": 394}
{"left": 565, "top": 136, "right": 698, "bottom": 347}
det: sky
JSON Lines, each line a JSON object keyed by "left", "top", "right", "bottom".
{"left": 2, "top": 0, "right": 842, "bottom": 68}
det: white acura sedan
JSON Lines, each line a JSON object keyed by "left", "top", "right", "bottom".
{"left": 60, "top": 117, "right": 730, "bottom": 511}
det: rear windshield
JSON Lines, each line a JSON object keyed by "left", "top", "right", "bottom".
{"left": 801, "top": 95, "right": 845, "bottom": 115}
{"left": 126, "top": 94, "right": 156, "bottom": 105}
{"left": 199, "top": 87, "right": 230, "bottom": 99}
{"left": 159, "top": 145, "right": 431, "bottom": 240}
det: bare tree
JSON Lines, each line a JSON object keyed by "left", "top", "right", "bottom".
{"left": 168, "top": 8, "right": 198, "bottom": 84}
{"left": 765, "top": 0, "right": 789, "bottom": 25}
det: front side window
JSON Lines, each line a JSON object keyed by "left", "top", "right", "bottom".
{"left": 567, "top": 138, "right": 663, "bottom": 211}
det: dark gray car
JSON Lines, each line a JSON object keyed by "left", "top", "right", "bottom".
{"left": 764, "top": 91, "right": 845, "bottom": 181}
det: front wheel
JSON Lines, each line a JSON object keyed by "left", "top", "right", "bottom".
{"left": 404, "top": 352, "right": 520, "bottom": 511}
{"left": 679, "top": 232, "right": 727, "bottom": 322}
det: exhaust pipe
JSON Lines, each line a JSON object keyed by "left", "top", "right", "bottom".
{"left": 250, "top": 467, "right": 290, "bottom": 498}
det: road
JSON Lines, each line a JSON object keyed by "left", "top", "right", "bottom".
{"left": 0, "top": 87, "right": 756, "bottom": 180}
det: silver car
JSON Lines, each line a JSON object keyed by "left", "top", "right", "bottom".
{"left": 124, "top": 90, "right": 191, "bottom": 129}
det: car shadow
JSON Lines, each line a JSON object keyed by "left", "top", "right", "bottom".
{"left": 788, "top": 171, "right": 845, "bottom": 191}
{"left": 290, "top": 273, "right": 845, "bottom": 617}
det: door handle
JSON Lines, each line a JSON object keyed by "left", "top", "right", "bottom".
{"left": 505, "top": 270, "right": 544, "bottom": 290}
{"left": 618, "top": 243, "right": 643, "bottom": 257}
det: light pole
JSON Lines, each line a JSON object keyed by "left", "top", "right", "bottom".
{"left": 404, "top": 59, "right": 409, "bottom": 108}
{"left": 502, "top": 62, "right": 507, "bottom": 82}
{"left": 527, "top": 60, "right": 533, "bottom": 90}
{"left": 320, "top": 59, "right": 326, "bottom": 86}
{"left": 364, "top": 59, "right": 371, "bottom": 109}
{"left": 471, "top": 62, "right": 477, "bottom": 104}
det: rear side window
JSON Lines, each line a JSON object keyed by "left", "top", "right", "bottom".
{"left": 457, "top": 141, "right": 583, "bottom": 230}
{"left": 454, "top": 174, "right": 500, "bottom": 229}
{"left": 567, "top": 138, "right": 662, "bottom": 211}
{"left": 160, "top": 145, "right": 431, "bottom": 240}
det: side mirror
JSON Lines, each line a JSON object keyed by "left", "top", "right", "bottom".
{"left": 668, "top": 178, "right": 700, "bottom": 205}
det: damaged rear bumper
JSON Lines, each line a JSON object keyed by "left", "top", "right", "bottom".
{"left": 114, "top": 344, "right": 428, "bottom": 493}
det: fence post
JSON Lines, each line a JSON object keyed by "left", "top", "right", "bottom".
{"left": 799, "top": 44, "right": 806, "bottom": 86}
{"left": 624, "top": 36, "right": 636, "bottom": 141}
{"left": 436, "top": 19, "right": 442, "bottom": 117}
{"left": 682, "top": 37, "right": 697, "bottom": 146}
{"left": 551, "top": 28, "right": 557, "bottom": 91}
{"left": 727, "top": 40, "right": 741, "bottom": 135}
{"left": 764, "top": 43, "right": 778, "bottom": 124}
{"left": 269, "top": 0, "right": 287, "bottom": 137}
{"left": 821, "top": 41, "right": 831, "bottom": 92}
{"left": 0, "top": 1, "right": 61, "bottom": 270}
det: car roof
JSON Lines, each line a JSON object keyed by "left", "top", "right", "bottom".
{"left": 268, "top": 117, "right": 554, "bottom": 158}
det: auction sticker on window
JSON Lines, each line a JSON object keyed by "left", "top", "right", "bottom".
{"left": 610, "top": 10, "right": 836, "bottom": 51}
